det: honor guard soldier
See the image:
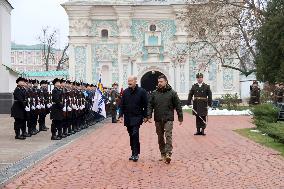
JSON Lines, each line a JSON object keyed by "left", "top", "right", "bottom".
{"left": 187, "top": 73, "right": 212, "bottom": 136}
{"left": 61, "top": 79, "right": 69, "bottom": 138}
{"left": 11, "top": 77, "right": 28, "bottom": 140}
{"left": 249, "top": 80, "right": 261, "bottom": 105}
{"left": 38, "top": 80, "right": 49, "bottom": 131}
{"left": 50, "top": 78, "right": 64, "bottom": 140}
{"left": 26, "top": 79, "right": 37, "bottom": 136}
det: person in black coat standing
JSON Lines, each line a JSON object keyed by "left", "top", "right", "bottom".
{"left": 119, "top": 76, "right": 148, "bottom": 162}
{"left": 50, "top": 78, "right": 64, "bottom": 140}
{"left": 11, "top": 77, "right": 28, "bottom": 140}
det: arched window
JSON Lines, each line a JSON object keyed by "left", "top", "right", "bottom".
{"left": 101, "top": 29, "right": 109, "bottom": 38}
{"left": 149, "top": 24, "right": 156, "bottom": 32}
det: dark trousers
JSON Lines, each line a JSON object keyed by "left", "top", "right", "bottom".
{"left": 111, "top": 109, "right": 117, "bottom": 123}
{"left": 196, "top": 116, "right": 207, "bottom": 129}
{"left": 28, "top": 112, "right": 38, "bottom": 132}
{"left": 14, "top": 118, "right": 26, "bottom": 135}
{"left": 51, "top": 120, "right": 62, "bottom": 136}
{"left": 38, "top": 112, "right": 46, "bottom": 129}
{"left": 126, "top": 125, "right": 140, "bottom": 156}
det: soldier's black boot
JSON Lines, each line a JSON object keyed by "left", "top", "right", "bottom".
{"left": 15, "top": 130, "right": 26, "bottom": 140}
{"left": 57, "top": 130, "right": 63, "bottom": 140}
{"left": 201, "top": 128, "right": 206, "bottom": 136}
{"left": 39, "top": 123, "right": 48, "bottom": 131}
{"left": 62, "top": 127, "right": 68, "bottom": 138}
{"left": 23, "top": 132, "right": 31, "bottom": 137}
{"left": 67, "top": 125, "right": 72, "bottom": 136}
{"left": 194, "top": 128, "right": 201, "bottom": 135}
{"left": 51, "top": 134, "right": 61, "bottom": 140}
{"left": 28, "top": 127, "right": 35, "bottom": 136}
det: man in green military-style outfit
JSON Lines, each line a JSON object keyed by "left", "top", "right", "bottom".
{"left": 110, "top": 82, "right": 120, "bottom": 123}
{"left": 187, "top": 73, "right": 212, "bottom": 136}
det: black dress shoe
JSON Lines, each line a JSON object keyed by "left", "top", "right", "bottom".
{"left": 23, "top": 133, "right": 32, "bottom": 137}
{"left": 51, "top": 136, "right": 61, "bottom": 140}
{"left": 15, "top": 135, "right": 26, "bottom": 140}
{"left": 194, "top": 132, "right": 201, "bottom": 135}
{"left": 133, "top": 155, "right": 139, "bottom": 162}
{"left": 201, "top": 129, "right": 206, "bottom": 136}
{"left": 31, "top": 130, "right": 37, "bottom": 135}
{"left": 40, "top": 128, "right": 48, "bottom": 131}
{"left": 129, "top": 155, "right": 134, "bottom": 161}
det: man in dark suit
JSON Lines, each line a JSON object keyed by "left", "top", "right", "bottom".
{"left": 188, "top": 73, "right": 212, "bottom": 136}
{"left": 11, "top": 77, "right": 28, "bottom": 140}
{"left": 50, "top": 78, "right": 64, "bottom": 140}
{"left": 119, "top": 76, "right": 148, "bottom": 162}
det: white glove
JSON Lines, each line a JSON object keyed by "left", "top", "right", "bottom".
{"left": 62, "top": 107, "right": 67, "bottom": 112}
{"left": 47, "top": 103, "right": 52, "bottom": 108}
{"left": 72, "top": 104, "right": 77, "bottom": 109}
{"left": 41, "top": 104, "right": 45, "bottom": 109}
{"left": 79, "top": 106, "right": 84, "bottom": 110}
{"left": 31, "top": 106, "right": 36, "bottom": 110}
{"left": 25, "top": 106, "right": 30, "bottom": 112}
{"left": 114, "top": 102, "right": 116, "bottom": 105}
{"left": 36, "top": 105, "right": 41, "bottom": 109}
{"left": 82, "top": 105, "right": 85, "bottom": 109}
{"left": 67, "top": 106, "right": 72, "bottom": 111}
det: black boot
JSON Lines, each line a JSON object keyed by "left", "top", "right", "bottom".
{"left": 15, "top": 130, "right": 26, "bottom": 140}
{"left": 194, "top": 128, "right": 201, "bottom": 135}
{"left": 51, "top": 135, "right": 61, "bottom": 140}
{"left": 23, "top": 132, "right": 32, "bottom": 137}
{"left": 201, "top": 128, "right": 206, "bottom": 136}
{"left": 39, "top": 124, "right": 48, "bottom": 131}
{"left": 62, "top": 127, "right": 68, "bottom": 138}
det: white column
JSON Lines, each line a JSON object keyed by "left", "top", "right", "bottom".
{"left": 86, "top": 43, "right": 92, "bottom": 83}
{"left": 68, "top": 44, "right": 76, "bottom": 81}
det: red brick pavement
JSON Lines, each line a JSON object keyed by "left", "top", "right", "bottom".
{"left": 4, "top": 114, "right": 284, "bottom": 189}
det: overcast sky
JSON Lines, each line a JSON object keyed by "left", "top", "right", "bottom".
{"left": 9, "top": 0, "right": 69, "bottom": 49}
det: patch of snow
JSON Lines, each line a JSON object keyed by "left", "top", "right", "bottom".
{"left": 182, "top": 106, "right": 252, "bottom": 116}
{"left": 208, "top": 108, "right": 252, "bottom": 116}
{"left": 250, "top": 129, "right": 261, "bottom": 133}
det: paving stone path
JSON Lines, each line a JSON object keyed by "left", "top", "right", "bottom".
{"left": 3, "top": 114, "right": 284, "bottom": 189}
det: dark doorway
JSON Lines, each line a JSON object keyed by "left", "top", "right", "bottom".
{"left": 141, "top": 71, "right": 163, "bottom": 92}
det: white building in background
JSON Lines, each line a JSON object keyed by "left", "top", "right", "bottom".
{"left": 0, "top": 0, "right": 18, "bottom": 113}
{"left": 62, "top": 0, "right": 241, "bottom": 100}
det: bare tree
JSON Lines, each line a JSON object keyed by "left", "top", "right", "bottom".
{"left": 38, "top": 27, "right": 57, "bottom": 71}
{"left": 183, "top": 0, "right": 267, "bottom": 77}
{"left": 56, "top": 43, "right": 69, "bottom": 71}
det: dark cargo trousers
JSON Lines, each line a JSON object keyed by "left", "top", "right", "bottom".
{"left": 155, "top": 121, "right": 173, "bottom": 156}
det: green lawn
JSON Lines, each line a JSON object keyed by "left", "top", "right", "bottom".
{"left": 235, "top": 128, "right": 284, "bottom": 157}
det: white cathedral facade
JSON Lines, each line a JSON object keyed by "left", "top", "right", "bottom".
{"left": 62, "top": 0, "right": 240, "bottom": 100}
